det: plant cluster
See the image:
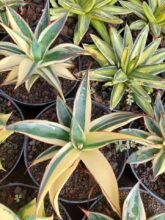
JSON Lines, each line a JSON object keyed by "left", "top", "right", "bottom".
{"left": 0, "top": 0, "right": 164, "bottom": 219}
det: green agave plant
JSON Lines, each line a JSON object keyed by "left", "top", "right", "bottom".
{"left": 84, "top": 25, "right": 165, "bottom": 115}
{"left": 120, "top": 0, "right": 165, "bottom": 38}
{"left": 4, "top": 74, "right": 152, "bottom": 218}
{"left": 122, "top": 93, "right": 165, "bottom": 177}
{"left": 0, "top": 198, "right": 53, "bottom": 220}
{"left": 50, "top": 0, "right": 130, "bottom": 45}
{"left": 0, "top": 2, "right": 85, "bottom": 98}
{"left": 0, "top": 0, "right": 24, "bottom": 25}
{"left": 84, "top": 183, "right": 165, "bottom": 220}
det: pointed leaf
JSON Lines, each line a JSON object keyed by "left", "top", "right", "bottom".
{"left": 110, "top": 83, "right": 126, "bottom": 109}
{"left": 153, "top": 150, "right": 165, "bottom": 177}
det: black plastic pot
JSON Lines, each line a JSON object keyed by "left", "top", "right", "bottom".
{"left": 0, "top": 90, "right": 25, "bottom": 184}
{"left": 24, "top": 98, "right": 127, "bottom": 204}
{"left": 82, "top": 187, "right": 165, "bottom": 220}
{"left": 0, "top": 182, "right": 71, "bottom": 220}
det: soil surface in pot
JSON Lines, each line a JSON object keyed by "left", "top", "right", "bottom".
{"left": 133, "top": 163, "right": 165, "bottom": 200}
{"left": 0, "top": 185, "right": 69, "bottom": 220}
{"left": 0, "top": 67, "right": 77, "bottom": 105}
{"left": 0, "top": 96, "right": 24, "bottom": 181}
{"left": 84, "top": 189, "right": 165, "bottom": 220}
{"left": 26, "top": 101, "right": 126, "bottom": 201}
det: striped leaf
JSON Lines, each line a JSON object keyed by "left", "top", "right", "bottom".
{"left": 154, "top": 93, "right": 164, "bottom": 121}
{"left": 143, "top": 2, "right": 156, "bottom": 23}
{"left": 122, "top": 183, "right": 146, "bottom": 220}
{"left": 0, "top": 204, "right": 20, "bottom": 220}
{"left": 0, "top": 129, "right": 14, "bottom": 144}
{"left": 6, "top": 7, "right": 33, "bottom": 40}
{"left": 121, "top": 129, "right": 149, "bottom": 138}
{"left": 148, "top": 213, "right": 165, "bottom": 220}
{"left": 0, "top": 55, "right": 25, "bottom": 72}
{"left": 90, "top": 112, "right": 141, "bottom": 132}
{"left": 36, "top": 143, "right": 80, "bottom": 217}
{"left": 7, "top": 120, "right": 70, "bottom": 145}
{"left": 78, "top": 0, "right": 95, "bottom": 13}
{"left": 73, "top": 74, "right": 91, "bottom": 132}
{"left": 57, "top": 97, "right": 72, "bottom": 127}
{"left": 110, "top": 83, "right": 126, "bottom": 109}
{"left": 128, "top": 147, "right": 160, "bottom": 164}
{"left": 0, "top": 42, "right": 23, "bottom": 56}
{"left": 90, "top": 34, "right": 116, "bottom": 65}
{"left": 144, "top": 116, "right": 162, "bottom": 137}
{"left": 159, "top": 113, "right": 165, "bottom": 138}
{"left": 38, "top": 14, "right": 68, "bottom": 53}
{"left": 35, "top": 0, "right": 49, "bottom": 38}
{"left": 88, "top": 66, "right": 117, "bottom": 81}
{"left": 59, "top": 0, "right": 84, "bottom": 15}
{"left": 153, "top": 149, "right": 165, "bottom": 177}
{"left": 81, "top": 149, "right": 121, "bottom": 216}
{"left": 0, "top": 113, "right": 12, "bottom": 127}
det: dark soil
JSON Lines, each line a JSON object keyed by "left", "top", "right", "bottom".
{"left": 26, "top": 100, "right": 126, "bottom": 202}
{"left": 133, "top": 163, "right": 165, "bottom": 200}
{"left": 84, "top": 189, "right": 165, "bottom": 220}
{"left": 0, "top": 184, "right": 70, "bottom": 220}
{"left": 18, "top": 0, "right": 45, "bottom": 27}
{"left": 0, "top": 72, "right": 77, "bottom": 105}
{"left": 0, "top": 95, "right": 24, "bottom": 181}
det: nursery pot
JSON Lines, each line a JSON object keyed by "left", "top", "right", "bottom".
{"left": 0, "top": 90, "right": 25, "bottom": 184}
{"left": 24, "top": 98, "right": 127, "bottom": 204}
{"left": 0, "top": 182, "right": 71, "bottom": 220}
{"left": 82, "top": 187, "right": 165, "bottom": 220}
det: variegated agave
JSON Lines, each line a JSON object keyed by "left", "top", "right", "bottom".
{"left": 0, "top": 112, "right": 13, "bottom": 144}
{"left": 5, "top": 74, "right": 151, "bottom": 218}
{"left": 123, "top": 93, "right": 165, "bottom": 177}
{"left": 50, "top": 0, "right": 130, "bottom": 45}
{"left": 84, "top": 183, "right": 165, "bottom": 220}
{"left": 84, "top": 25, "right": 165, "bottom": 115}
{"left": 120, "top": 0, "right": 165, "bottom": 38}
{"left": 0, "top": 198, "right": 53, "bottom": 220}
{"left": 0, "top": 0, "right": 24, "bottom": 25}
{"left": 0, "top": 2, "right": 85, "bottom": 98}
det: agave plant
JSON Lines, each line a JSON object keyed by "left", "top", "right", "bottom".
{"left": 120, "top": 0, "right": 165, "bottom": 38}
{"left": 0, "top": 2, "right": 85, "bottom": 98}
{"left": 0, "top": 198, "right": 53, "bottom": 220}
{"left": 50, "top": 0, "right": 130, "bottom": 45}
{"left": 0, "top": 0, "right": 24, "bottom": 25}
{"left": 83, "top": 25, "right": 165, "bottom": 115}
{"left": 84, "top": 183, "right": 165, "bottom": 220}
{"left": 122, "top": 93, "right": 165, "bottom": 177}
{"left": 5, "top": 73, "right": 152, "bottom": 218}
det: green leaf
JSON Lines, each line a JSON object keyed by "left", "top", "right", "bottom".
{"left": 59, "top": 0, "right": 84, "bottom": 14}
{"left": 7, "top": 120, "right": 70, "bottom": 145}
{"left": 153, "top": 150, "right": 165, "bottom": 177}
{"left": 132, "top": 92, "right": 153, "bottom": 116}
{"left": 94, "top": 0, "right": 116, "bottom": 9}
{"left": 73, "top": 74, "right": 91, "bottom": 132}
{"left": 91, "top": 34, "right": 116, "bottom": 65}
{"left": 0, "top": 113, "right": 12, "bottom": 127}
{"left": 35, "top": 0, "right": 49, "bottom": 39}
{"left": 110, "top": 27, "right": 123, "bottom": 62}
{"left": 91, "top": 19, "right": 110, "bottom": 44}
{"left": 154, "top": 93, "right": 164, "bottom": 121}
{"left": 148, "top": 213, "right": 165, "bottom": 220}
{"left": 74, "top": 14, "right": 91, "bottom": 45}
{"left": 90, "top": 112, "right": 141, "bottom": 132}
{"left": 130, "top": 81, "right": 151, "bottom": 100}
{"left": 143, "top": 2, "right": 156, "bottom": 23}
{"left": 0, "top": 42, "right": 23, "bottom": 56}
{"left": 159, "top": 113, "right": 165, "bottom": 138}
{"left": 130, "top": 25, "right": 149, "bottom": 61}
{"left": 113, "top": 69, "right": 128, "bottom": 84}
{"left": 144, "top": 116, "right": 162, "bottom": 137}
{"left": 87, "top": 66, "right": 116, "bottom": 81}
{"left": 130, "top": 20, "right": 147, "bottom": 30}
{"left": 6, "top": 7, "right": 33, "bottom": 40}
{"left": 78, "top": 0, "right": 95, "bottom": 12}
{"left": 128, "top": 147, "right": 160, "bottom": 164}
{"left": 122, "top": 183, "right": 146, "bottom": 220}
{"left": 38, "top": 14, "right": 68, "bottom": 54}
{"left": 110, "top": 83, "right": 126, "bottom": 109}
{"left": 146, "top": 49, "right": 165, "bottom": 64}
{"left": 121, "top": 128, "right": 149, "bottom": 138}
{"left": 56, "top": 96, "right": 72, "bottom": 127}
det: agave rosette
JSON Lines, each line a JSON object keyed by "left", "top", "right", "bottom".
{"left": 50, "top": 0, "right": 130, "bottom": 45}
{"left": 84, "top": 183, "right": 165, "bottom": 220}
{"left": 122, "top": 93, "right": 165, "bottom": 177}
{"left": 0, "top": 198, "right": 53, "bottom": 220}
{"left": 5, "top": 72, "right": 153, "bottom": 218}
{"left": 84, "top": 25, "right": 165, "bottom": 115}
{"left": 120, "top": 0, "right": 165, "bottom": 37}
{"left": 0, "top": 2, "right": 85, "bottom": 98}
